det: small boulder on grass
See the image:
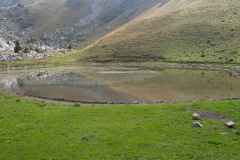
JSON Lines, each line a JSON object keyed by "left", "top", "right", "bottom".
{"left": 225, "top": 121, "right": 235, "bottom": 128}
{"left": 192, "top": 122, "right": 203, "bottom": 128}
{"left": 192, "top": 113, "right": 202, "bottom": 120}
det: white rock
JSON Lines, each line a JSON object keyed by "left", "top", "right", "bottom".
{"left": 192, "top": 122, "right": 203, "bottom": 128}
{"left": 225, "top": 121, "right": 235, "bottom": 128}
{"left": 192, "top": 113, "right": 202, "bottom": 120}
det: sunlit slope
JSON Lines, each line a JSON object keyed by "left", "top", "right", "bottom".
{"left": 79, "top": 0, "right": 240, "bottom": 63}
{"left": 80, "top": 0, "right": 168, "bottom": 49}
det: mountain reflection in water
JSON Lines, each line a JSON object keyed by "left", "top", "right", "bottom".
{"left": 0, "top": 66, "right": 240, "bottom": 103}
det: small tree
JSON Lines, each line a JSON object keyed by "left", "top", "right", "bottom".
{"left": 67, "top": 44, "right": 72, "bottom": 50}
{"left": 17, "top": 3, "right": 24, "bottom": 8}
{"left": 35, "top": 47, "right": 41, "bottom": 53}
{"left": 14, "top": 40, "right": 22, "bottom": 53}
{"left": 23, "top": 47, "right": 30, "bottom": 53}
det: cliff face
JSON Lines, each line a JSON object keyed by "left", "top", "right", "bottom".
{"left": 0, "top": 0, "right": 21, "bottom": 7}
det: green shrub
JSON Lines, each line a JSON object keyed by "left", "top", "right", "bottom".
{"left": 35, "top": 47, "right": 42, "bottom": 53}
{"left": 14, "top": 40, "right": 22, "bottom": 53}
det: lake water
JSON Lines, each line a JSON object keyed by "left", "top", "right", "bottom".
{"left": 0, "top": 65, "right": 240, "bottom": 103}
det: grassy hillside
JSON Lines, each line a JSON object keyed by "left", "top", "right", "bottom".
{"left": 0, "top": 92, "right": 240, "bottom": 159}
{"left": 86, "top": 0, "right": 169, "bottom": 46}
{"left": 78, "top": 0, "right": 240, "bottom": 64}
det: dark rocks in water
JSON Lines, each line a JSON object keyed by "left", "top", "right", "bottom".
{"left": 192, "top": 122, "right": 203, "bottom": 128}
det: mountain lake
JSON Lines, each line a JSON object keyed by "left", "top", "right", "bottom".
{"left": 0, "top": 64, "right": 240, "bottom": 103}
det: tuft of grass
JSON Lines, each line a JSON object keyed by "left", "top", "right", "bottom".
{"left": 73, "top": 103, "right": 81, "bottom": 107}
{"left": 236, "top": 131, "right": 240, "bottom": 136}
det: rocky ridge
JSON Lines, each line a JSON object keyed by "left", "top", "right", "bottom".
{"left": 0, "top": 0, "right": 22, "bottom": 7}
{"left": 41, "top": 0, "right": 124, "bottom": 49}
{"left": 0, "top": 0, "right": 125, "bottom": 62}
{"left": 0, "top": 38, "right": 52, "bottom": 62}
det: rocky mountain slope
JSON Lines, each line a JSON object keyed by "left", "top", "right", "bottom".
{"left": 79, "top": 0, "right": 240, "bottom": 63}
{"left": 1, "top": 0, "right": 238, "bottom": 64}
{"left": 0, "top": 0, "right": 21, "bottom": 7}
{"left": 0, "top": 0, "right": 166, "bottom": 62}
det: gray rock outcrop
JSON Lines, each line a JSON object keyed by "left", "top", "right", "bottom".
{"left": 0, "top": 39, "right": 14, "bottom": 52}
{"left": 0, "top": 0, "right": 22, "bottom": 7}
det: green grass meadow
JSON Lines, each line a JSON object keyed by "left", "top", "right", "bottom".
{"left": 0, "top": 93, "right": 239, "bottom": 159}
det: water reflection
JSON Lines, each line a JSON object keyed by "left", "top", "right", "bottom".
{"left": 0, "top": 70, "right": 148, "bottom": 103}
{"left": 0, "top": 66, "right": 240, "bottom": 103}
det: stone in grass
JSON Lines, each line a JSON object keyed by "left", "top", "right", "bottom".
{"left": 192, "top": 122, "right": 203, "bottom": 128}
{"left": 225, "top": 121, "right": 235, "bottom": 128}
{"left": 201, "top": 53, "right": 205, "bottom": 57}
{"left": 192, "top": 113, "right": 202, "bottom": 120}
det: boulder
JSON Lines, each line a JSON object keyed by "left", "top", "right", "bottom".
{"left": 192, "top": 113, "right": 202, "bottom": 120}
{"left": 201, "top": 53, "right": 205, "bottom": 57}
{"left": 225, "top": 121, "right": 235, "bottom": 128}
{"left": 192, "top": 122, "right": 203, "bottom": 128}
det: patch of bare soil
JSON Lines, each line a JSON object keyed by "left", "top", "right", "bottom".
{"left": 186, "top": 106, "right": 200, "bottom": 109}
{"left": 199, "top": 111, "right": 227, "bottom": 119}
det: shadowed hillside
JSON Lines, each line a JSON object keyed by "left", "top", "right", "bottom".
{"left": 0, "top": 0, "right": 166, "bottom": 49}
{"left": 0, "top": 0, "right": 21, "bottom": 7}
{"left": 79, "top": 0, "right": 240, "bottom": 64}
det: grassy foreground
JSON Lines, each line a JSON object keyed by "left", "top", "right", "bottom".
{"left": 0, "top": 93, "right": 239, "bottom": 159}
